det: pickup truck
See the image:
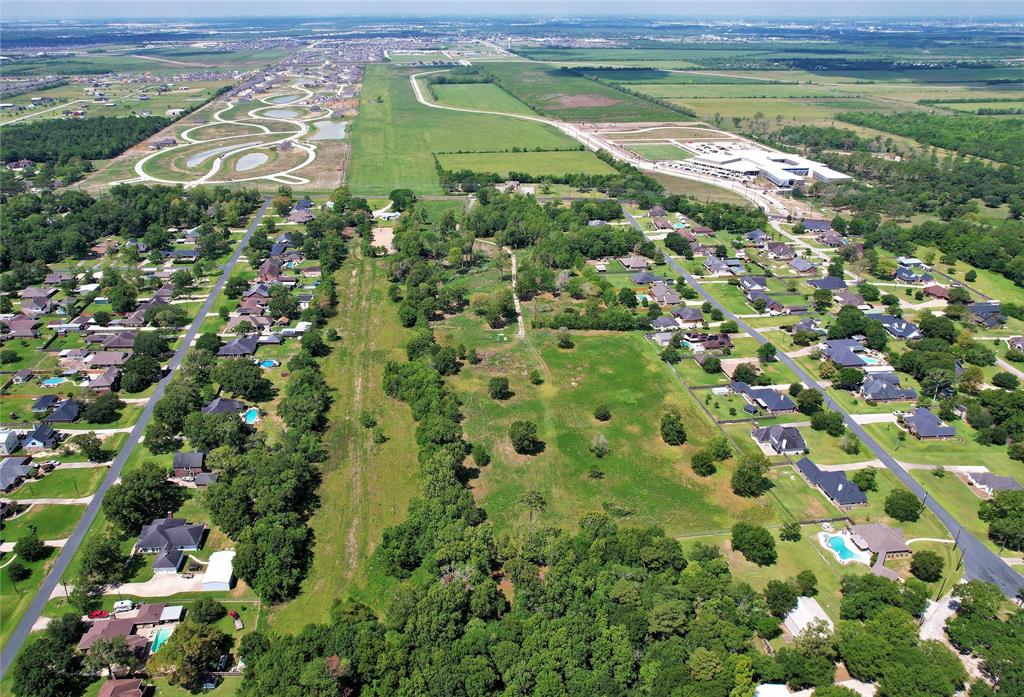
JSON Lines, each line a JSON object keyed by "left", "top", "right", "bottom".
{"left": 229, "top": 609, "right": 244, "bottom": 630}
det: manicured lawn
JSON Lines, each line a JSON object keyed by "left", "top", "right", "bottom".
{"left": 0, "top": 554, "right": 53, "bottom": 650}
{"left": 847, "top": 468, "right": 951, "bottom": 541}
{"left": 266, "top": 254, "right": 421, "bottom": 631}
{"left": 704, "top": 282, "right": 757, "bottom": 315}
{"left": 347, "top": 65, "right": 580, "bottom": 195}
{"left": 627, "top": 143, "right": 693, "bottom": 161}
{"left": 767, "top": 465, "right": 842, "bottom": 522}
{"left": 0, "top": 504, "right": 85, "bottom": 541}
{"left": 6, "top": 467, "right": 105, "bottom": 500}
{"left": 437, "top": 150, "right": 616, "bottom": 177}
{"left": 672, "top": 358, "right": 729, "bottom": 386}
{"left": 862, "top": 421, "right": 1019, "bottom": 474}
{"left": 802, "top": 428, "right": 870, "bottom": 466}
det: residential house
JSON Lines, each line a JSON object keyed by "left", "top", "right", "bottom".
{"left": 618, "top": 255, "right": 649, "bottom": 272}
{"left": 818, "top": 231, "right": 846, "bottom": 247}
{"left": 98, "top": 679, "right": 145, "bottom": 697}
{"left": 861, "top": 372, "right": 916, "bottom": 402}
{"left": 902, "top": 407, "right": 955, "bottom": 440}
{"left": 20, "top": 297, "right": 53, "bottom": 315}
{"left": 765, "top": 242, "right": 795, "bottom": 260}
{"left": 11, "top": 369, "right": 32, "bottom": 385}
{"left": 739, "top": 276, "right": 769, "bottom": 294}
{"left": 31, "top": 394, "right": 59, "bottom": 413}
{"left": 752, "top": 425, "right": 807, "bottom": 455}
{"left": 651, "top": 316, "right": 680, "bottom": 331}
{"left": 834, "top": 289, "right": 866, "bottom": 309}
{"left": 287, "top": 209, "right": 315, "bottom": 224}
{"left": 631, "top": 271, "right": 665, "bottom": 285}
{"left": 3, "top": 318, "right": 40, "bottom": 338}
{"left": 258, "top": 259, "right": 283, "bottom": 283}
{"left": 78, "top": 603, "right": 181, "bottom": 655}
{"left": 172, "top": 451, "right": 206, "bottom": 478}
{"left": 44, "top": 272, "right": 74, "bottom": 287}
{"left": 923, "top": 285, "right": 950, "bottom": 301}
{"left": 44, "top": 399, "right": 81, "bottom": 423}
{"left": 969, "top": 302, "right": 1006, "bottom": 329}
{"left": 746, "top": 289, "right": 786, "bottom": 315}
{"left": 225, "top": 315, "right": 273, "bottom": 333}
{"left": 807, "top": 276, "right": 847, "bottom": 292}
{"left": 894, "top": 265, "right": 933, "bottom": 285}
{"left": 848, "top": 523, "right": 910, "bottom": 579}
{"left": 821, "top": 339, "right": 869, "bottom": 368}
{"left": 652, "top": 217, "right": 672, "bottom": 230}
{"left": 20, "top": 287, "right": 57, "bottom": 300}
{"left": 648, "top": 205, "right": 667, "bottom": 217}
{"left": 96, "top": 331, "right": 138, "bottom": 350}
{"left": 649, "top": 283, "right": 681, "bottom": 306}
{"left": 135, "top": 515, "right": 206, "bottom": 573}
{"left": 704, "top": 256, "right": 731, "bottom": 276}
{"left": 876, "top": 314, "right": 921, "bottom": 340}
{"left": 1008, "top": 336, "right": 1024, "bottom": 352}
{"left": 731, "top": 382, "right": 798, "bottom": 413}
{"left": 218, "top": 335, "right": 259, "bottom": 357}
{"left": 165, "top": 249, "right": 199, "bottom": 264}
{"left": 745, "top": 229, "right": 768, "bottom": 246}
{"left": 648, "top": 331, "right": 676, "bottom": 347}
{"left": 966, "top": 473, "right": 1022, "bottom": 495}
{"left": 796, "top": 457, "right": 867, "bottom": 508}
{"left": 23, "top": 424, "right": 59, "bottom": 451}
{"left": 202, "top": 396, "right": 246, "bottom": 415}
{"left": 88, "top": 351, "right": 131, "bottom": 369}
{"left": 789, "top": 257, "right": 817, "bottom": 274}
{"left": 799, "top": 219, "right": 831, "bottom": 233}
{"left": 671, "top": 307, "right": 703, "bottom": 324}
{"left": 0, "top": 428, "right": 20, "bottom": 453}
{"left": 87, "top": 367, "right": 120, "bottom": 393}
{"left": 685, "top": 332, "right": 733, "bottom": 352}
{"left": 0, "top": 456, "right": 31, "bottom": 491}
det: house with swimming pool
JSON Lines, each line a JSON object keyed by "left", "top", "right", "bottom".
{"left": 847, "top": 523, "right": 911, "bottom": 580}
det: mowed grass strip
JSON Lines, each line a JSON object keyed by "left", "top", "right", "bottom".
{"left": 481, "top": 62, "right": 684, "bottom": 122}
{"left": 0, "top": 504, "right": 85, "bottom": 541}
{"left": 437, "top": 150, "right": 616, "bottom": 177}
{"left": 265, "top": 254, "right": 420, "bottom": 631}
{"left": 431, "top": 82, "right": 537, "bottom": 115}
{"left": 346, "top": 65, "right": 578, "bottom": 195}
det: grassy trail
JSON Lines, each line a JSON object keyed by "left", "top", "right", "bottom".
{"left": 265, "top": 254, "right": 419, "bottom": 632}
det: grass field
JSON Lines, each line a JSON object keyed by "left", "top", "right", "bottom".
{"left": 346, "top": 65, "right": 579, "bottom": 195}
{"left": 431, "top": 81, "right": 537, "bottom": 115}
{"left": 481, "top": 62, "right": 685, "bottom": 122}
{"left": 651, "top": 172, "right": 751, "bottom": 205}
{"left": 5, "top": 468, "right": 105, "bottom": 501}
{"left": 0, "top": 504, "right": 85, "bottom": 542}
{"left": 265, "top": 254, "right": 420, "bottom": 631}
{"left": 437, "top": 150, "right": 616, "bottom": 177}
{"left": 626, "top": 142, "right": 692, "bottom": 160}
{"left": 940, "top": 101, "right": 1024, "bottom": 113}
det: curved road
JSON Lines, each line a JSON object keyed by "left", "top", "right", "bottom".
{"left": 620, "top": 208, "right": 1023, "bottom": 599}
{"left": 0, "top": 197, "right": 271, "bottom": 677}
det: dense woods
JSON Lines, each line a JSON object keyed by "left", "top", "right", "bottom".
{"left": 0, "top": 115, "right": 171, "bottom": 163}
{"left": 835, "top": 112, "right": 1024, "bottom": 167}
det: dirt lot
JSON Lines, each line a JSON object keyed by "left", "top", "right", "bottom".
{"left": 546, "top": 93, "right": 620, "bottom": 108}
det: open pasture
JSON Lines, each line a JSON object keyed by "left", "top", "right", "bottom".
{"left": 431, "top": 81, "right": 536, "bottom": 115}
{"left": 437, "top": 150, "right": 616, "bottom": 177}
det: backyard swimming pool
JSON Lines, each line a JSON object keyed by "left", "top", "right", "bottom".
{"left": 41, "top": 377, "right": 67, "bottom": 386}
{"left": 243, "top": 407, "right": 260, "bottom": 425}
{"left": 259, "top": 360, "right": 279, "bottom": 368}
{"left": 819, "top": 531, "right": 871, "bottom": 565}
{"left": 150, "top": 626, "right": 174, "bottom": 652}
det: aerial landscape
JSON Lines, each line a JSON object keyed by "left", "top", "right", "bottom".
{"left": 0, "top": 2, "right": 1023, "bottom": 695}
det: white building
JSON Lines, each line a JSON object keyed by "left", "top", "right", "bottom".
{"left": 669, "top": 142, "right": 852, "bottom": 187}
{"left": 201, "top": 550, "right": 236, "bottom": 591}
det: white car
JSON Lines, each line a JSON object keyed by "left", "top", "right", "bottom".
{"left": 113, "top": 600, "right": 134, "bottom": 613}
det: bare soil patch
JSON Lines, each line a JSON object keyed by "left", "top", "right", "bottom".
{"left": 545, "top": 93, "right": 620, "bottom": 108}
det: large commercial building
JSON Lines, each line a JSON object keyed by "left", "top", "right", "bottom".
{"left": 662, "top": 141, "right": 852, "bottom": 186}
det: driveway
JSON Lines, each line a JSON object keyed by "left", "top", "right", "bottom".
{"left": 0, "top": 196, "right": 271, "bottom": 680}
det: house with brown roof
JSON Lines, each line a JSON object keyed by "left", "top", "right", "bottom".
{"left": 923, "top": 285, "right": 949, "bottom": 301}
{"left": 258, "top": 259, "right": 283, "bottom": 282}
{"left": 847, "top": 523, "right": 910, "bottom": 580}
{"left": 98, "top": 679, "right": 146, "bottom": 697}
{"left": 89, "top": 351, "right": 131, "bottom": 369}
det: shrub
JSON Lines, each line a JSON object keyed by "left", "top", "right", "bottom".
{"left": 691, "top": 450, "right": 716, "bottom": 477}
{"left": 732, "top": 523, "right": 777, "bottom": 566}
{"left": 358, "top": 411, "right": 377, "bottom": 428}
{"left": 189, "top": 598, "right": 226, "bottom": 624}
{"left": 590, "top": 434, "right": 610, "bottom": 458}
{"left": 593, "top": 405, "right": 611, "bottom": 421}
{"left": 488, "top": 376, "right": 513, "bottom": 400}
{"left": 851, "top": 468, "right": 877, "bottom": 492}
{"left": 780, "top": 521, "right": 802, "bottom": 542}
{"left": 910, "top": 550, "right": 944, "bottom": 582}
{"left": 660, "top": 410, "right": 687, "bottom": 446}
{"left": 510, "top": 420, "right": 541, "bottom": 454}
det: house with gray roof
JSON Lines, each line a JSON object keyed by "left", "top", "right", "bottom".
{"left": 876, "top": 314, "right": 921, "bottom": 340}
{"left": 731, "top": 382, "right": 797, "bottom": 413}
{"left": 800, "top": 219, "right": 831, "bottom": 233}
{"left": 172, "top": 452, "right": 206, "bottom": 478}
{"left": 0, "top": 456, "right": 32, "bottom": 491}
{"left": 745, "top": 229, "right": 768, "bottom": 246}
{"left": 651, "top": 316, "right": 680, "bottom": 331}
{"left": 631, "top": 271, "right": 665, "bottom": 285}
{"left": 796, "top": 457, "right": 867, "bottom": 508}
{"left": 43, "top": 399, "right": 80, "bottom": 423}
{"left": 765, "top": 242, "right": 795, "bottom": 260}
{"left": 671, "top": 307, "right": 703, "bottom": 324}
{"left": 821, "top": 339, "right": 868, "bottom": 368}
{"left": 789, "top": 257, "right": 816, "bottom": 274}
{"left": 618, "top": 255, "right": 649, "bottom": 272}
{"left": 861, "top": 372, "right": 916, "bottom": 403}
{"left": 218, "top": 335, "right": 259, "bottom": 357}
{"left": 23, "top": 424, "right": 59, "bottom": 451}
{"left": 902, "top": 407, "right": 955, "bottom": 440}
{"left": 966, "top": 473, "right": 1022, "bottom": 496}
{"left": 649, "top": 283, "right": 681, "bottom": 306}
{"left": 848, "top": 523, "right": 910, "bottom": 565}
{"left": 0, "top": 431, "right": 19, "bottom": 456}
{"left": 202, "top": 396, "right": 246, "bottom": 415}
{"left": 739, "top": 276, "right": 768, "bottom": 294}
{"left": 753, "top": 425, "right": 806, "bottom": 455}
{"left": 807, "top": 276, "right": 847, "bottom": 292}
{"left": 135, "top": 515, "right": 206, "bottom": 574}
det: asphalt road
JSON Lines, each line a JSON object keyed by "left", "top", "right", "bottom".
{"left": 0, "top": 197, "right": 271, "bottom": 677}
{"left": 623, "top": 209, "right": 1023, "bottom": 600}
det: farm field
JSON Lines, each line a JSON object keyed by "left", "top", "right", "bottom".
{"left": 480, "top": 62, "right": 685, "bottom": 121}
{"left": 437, "top": 150, "right": 616, "bottom": 177}
{"left": 346, "top": 65, "right": 580, "bottom": 195}
{"left": 430, "top": 82, "right": 537, "bottom": 115}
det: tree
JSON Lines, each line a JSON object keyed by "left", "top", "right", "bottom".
{"left": 389, "top": 188, "right": 417, "bottom": 212}
{"left": 83, "top": 392, "right": 125, "bottom": 424}
{"left": 147, "top": 620, "right": 232, "bottom": 690}
{"left": 134, "top": 330, "right": 170, "bottom": 358}
{"left": 79, "top": 533, "right": 131, "bottom": 585}
{"left": 910, "top": 550, "right": 944, "bottom": 582}
{"left": 732, "top": 455, "right": 769, "bottom": 497}
{"left": 757, "top": 342, "right": 777, "bottom": 362}
{"left": 234, "top": 514, "right": 311, "bottom": 602}
{"left": 84, "top": 636, "right": 138, "bottom": 678}
{"left": 183, "top": 411, "right": 247, "bottom": 452}
{"left": 488, "top": 376, "right": 512, "bottom": 400}
{"left": 992, "top": 372, "right": 1019, "bottom": 390}
{"left": 519, "top": 490, "right": 546, "bottom": 522}
{"left": 509, "top": 420, "right": 541, "bottom": 455}
{"left": 978, "top": 489, "right": 1024, "bottom": 551}
{"left": 301, "top": 328, "right": 330, "bottom": 357}
{"left": 797, "top": 389, "right": 823, "bottom": 415}
{"left": 701, "top": 355, "right": 722, "bottom": 374}
{"left": 190, "top": 598, "right": 226, "bottom": 624}
{"left": 120, "top": 353, "right": 162, "bottom": 393}
{"left": 70, "top": 432, "right": 105, "bottom": 462}
{"left": 765, "top": 579, "right": 799, "bottom": 617}
{"left": 195, "top": 331, "right": 222, "bottom": 353}
{"left": 885, "top": 488, "right": 922, "bottom": 522}
{"left": 691, "top": 450, "right": 716, "bottom": 476}
{"left": 834, "top": 368, "right": 864, "bottom": 391}
{"left": 851, "top": 468, "right": 877, "bottom": 492}
{"left": 212, "top": 359, "right": 273, "bottom": 401}
{"left": 796, "top": 570, "right": 818, "bottom": 596}
{"left": 732, "top": 523, "right": 777, "bottom": 566}
{"left": 8, "top": 561, "right": 31, "bottom": 583}
{"left": 102, "top": 466, "right": 181, "bottom": 534}
{"left": 660, "top": 409, "right": 687, "bottom": 445}
{"left": 225, "top": 275, "right": 249, "bottom": 299}
{"left": 10, "top": 636, "right": 81, "bottom": 697}
{"left": 780, "top": 521, "right": 802, "bottom": 542}
{"left": 14, "top": 525, "right": 48, "bottom": 562}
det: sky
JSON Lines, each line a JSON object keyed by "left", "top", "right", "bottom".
{"left": 5, "top": 0, "right": 1023, "bottom": 20}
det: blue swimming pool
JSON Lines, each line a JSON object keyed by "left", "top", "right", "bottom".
{"left": 151, "top": 626, "right": 174, "bottom": 652}
{"left": 827, "top": 534, "right": 858, "bottom": 561}
{"left": 260, "top": 360, "right": 278, "bottom": 368}
{"left": 41, "top": 377, "right": 67, "bottom": 386}
{"left": 242, "top": 407, "right": 259, "bottom": 425}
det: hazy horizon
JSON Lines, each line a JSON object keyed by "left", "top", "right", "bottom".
{"left": 5, "top": 0, "right": 1023, "bottom": 20}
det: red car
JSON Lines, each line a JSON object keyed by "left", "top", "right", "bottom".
{"left": 228, "top": 610, "right": 239, "bottom": 619}
{"left": 88, "top": 610, "right": 109, "bottom": 619}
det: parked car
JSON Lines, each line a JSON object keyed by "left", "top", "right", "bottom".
{"left": 229, "top": 609, "right": 243, "bottom": 630}
{"left": 113, "top": 600, "right": 134, "bottom": 613}
{"left": 88, "top": 610, "right": 109, "bottom": 619}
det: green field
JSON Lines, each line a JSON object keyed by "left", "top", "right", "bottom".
{"left": 5, "top": 468, "right": 105, "bottom": 501}
{"left": 0, "top": 504, "right": 85, "bottom": 542}
{"left": 626, "top": 142, "right": 693, "bottom": 160}
{"left": 347, "top": 65, "right": 580, "bottom": 195}
{"left": 939, "top": 101, "right": 1024, "bottom": 113}
{"left": 481, "top": 62, "right": 685, "bottom": 122}
{"left": 431, "top": 82, "right": 537, "bottom": 115}
{"left": 437, "top": 150, "right": 616, "bottom": 177}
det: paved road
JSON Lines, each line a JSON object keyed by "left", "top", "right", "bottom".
{"left": 623, "top": 208, "right": 1024, "bottom": 600}
{"left": 0, "top": 197, "right": 271, "bottom": 676}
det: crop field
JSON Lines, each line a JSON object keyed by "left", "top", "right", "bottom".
{"left": 940, "top": 101, "right": 1024, "bottom": 113}
{"left": 437, "top": 150, "right": 616, "bottom": 177}
{"left": 633, "top": 83, "right": 854, "bottom": 99}
{"left": 346, "top": 65, "right": 580, "bottom": 195}
{"left": 513, "top": 47, "right": 766, "bottom": 64}
{"left": 430, "top": 81, "right": 536, "bottom": 115}
{"left": 480, "top": 62, "right": 685, "bottom": 122}
{"left": 0, "top": 47, "right": 289, "bottom": 76}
